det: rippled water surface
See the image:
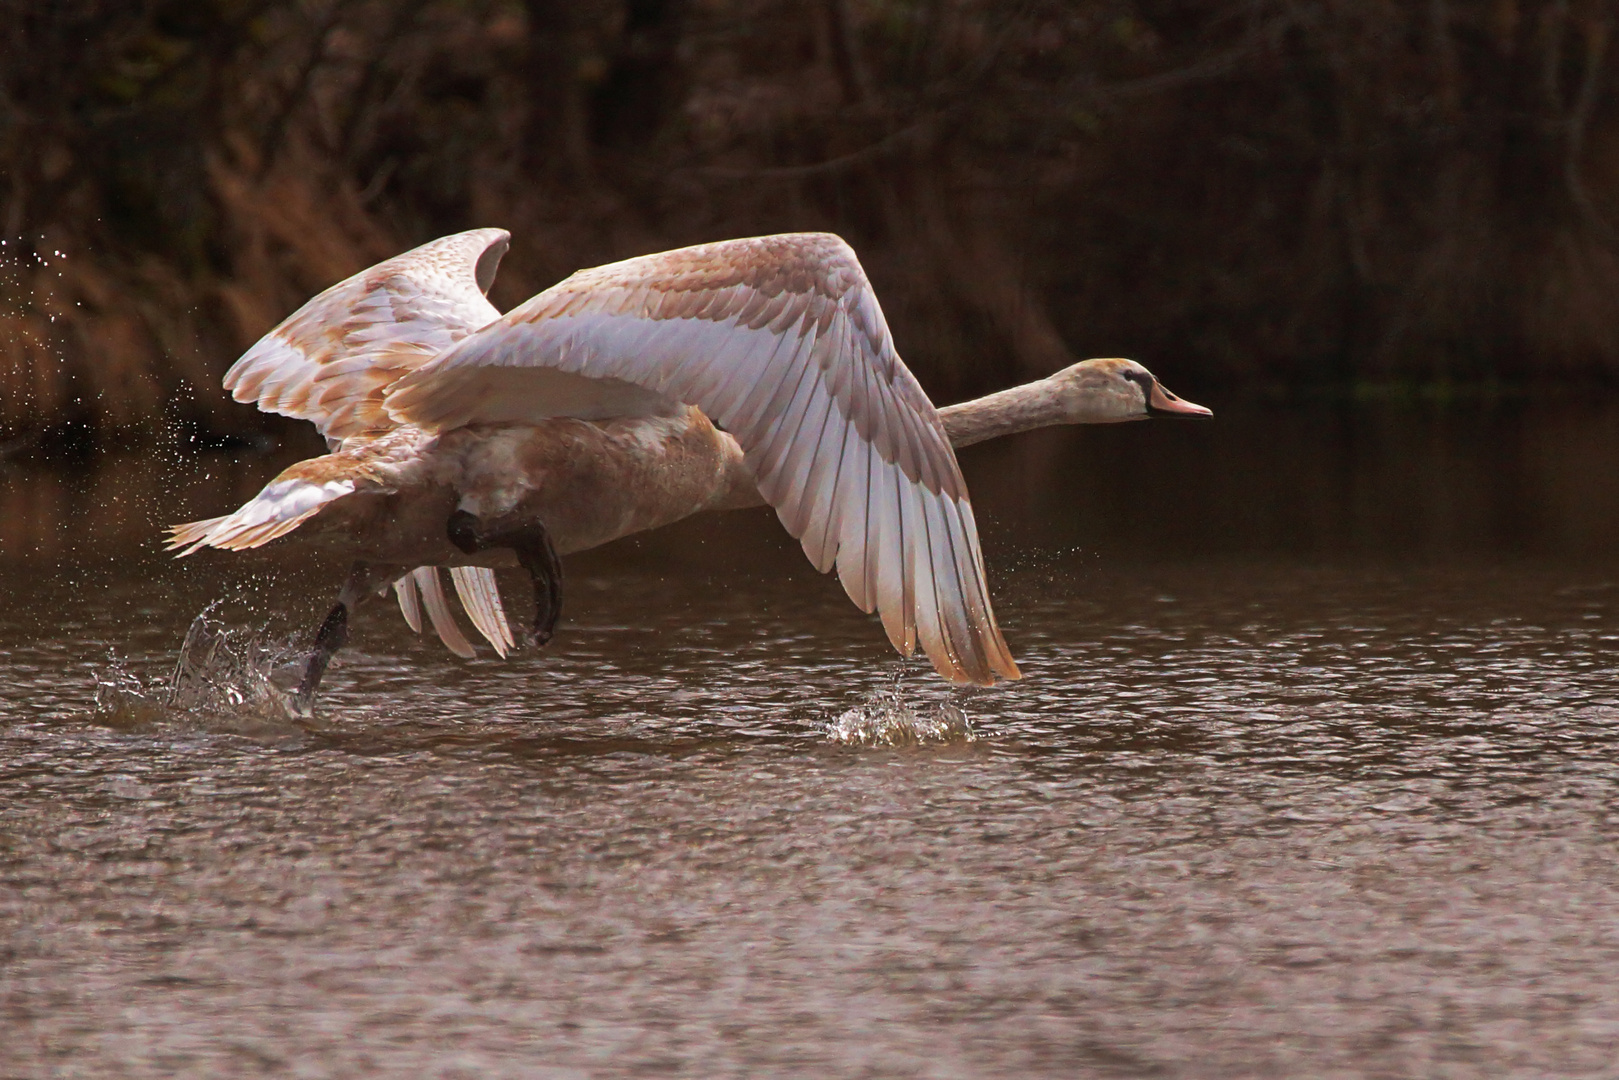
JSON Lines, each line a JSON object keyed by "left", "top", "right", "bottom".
{"left": 5, "top": 401, "right": 1619, "bottom": 1077}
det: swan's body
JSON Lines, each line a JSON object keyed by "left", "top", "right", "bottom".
{"left": 172, "top": 229, "right": 1208, "bottom": 707}
{"left": 208, "top": 410, "right": 754, "bottom": 567}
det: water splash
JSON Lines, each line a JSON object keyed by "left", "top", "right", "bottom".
{"left": 92, "top": 609, "right": 306, "bottom": 732}
{"left": 825, "top": 685, "right": 976, "bottom": 746}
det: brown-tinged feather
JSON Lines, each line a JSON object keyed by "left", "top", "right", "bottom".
{"left": 222, "top": 228, "right": 509, "bottom": 442}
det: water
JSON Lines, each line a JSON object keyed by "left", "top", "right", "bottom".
{"left": 4, "top": 398, "right": 1619, "bottom": 1077}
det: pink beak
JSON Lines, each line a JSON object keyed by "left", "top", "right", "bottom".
{"left": 1148, "top": 380, "right": 1213, "bottom": 417}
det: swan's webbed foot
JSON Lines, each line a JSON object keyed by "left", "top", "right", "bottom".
{"left": 291, "top": 600, "right": 348, "bottom": 716}
{"left": 288, "top": 563, "right": 376, "bottom": 717}
{"left": 447, "top": 511, "right": 564, "bottom": 646}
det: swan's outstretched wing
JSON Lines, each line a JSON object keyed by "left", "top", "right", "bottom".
{"left": 385, "top": 232, "right": 1020, "bottom": 685}
{"left": 223, "top": 228, "right": 511, "bottom": 441}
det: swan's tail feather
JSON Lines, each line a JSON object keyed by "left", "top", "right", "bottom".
{"left": 167, "top": 478, "right": 357, "bottom": 556}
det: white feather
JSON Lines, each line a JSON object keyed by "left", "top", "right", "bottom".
{"left": 450, "top": 566, "right": 513, "bottom": 657}
{"left": 413, "top": 566, "right": 475, "bottom": 659}
{"left": 393, "top": 573, "right": 424, "bottom": 634}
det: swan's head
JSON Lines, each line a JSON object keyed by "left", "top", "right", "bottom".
{"left": 1050, "top": 358, "right": 1212, "bottom": 424}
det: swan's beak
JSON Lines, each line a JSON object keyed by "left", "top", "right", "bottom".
{"left": 1148, "top": 381, "right": 1212, "bottom": 418}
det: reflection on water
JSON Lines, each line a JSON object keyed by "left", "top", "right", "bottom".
{"left": 4, "top": 399, "right": 1619, "bottom": 1076}
{"left": 960, "top": 392, "right": 1619, "bottom": 560}
{"left": 7, "top": 394, "right": 1619, "bottom": 565}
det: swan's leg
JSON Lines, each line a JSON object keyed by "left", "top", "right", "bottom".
{"left": 447, "top": 511, "right": 564, "bottom": 646}
{"left": 522, "top": 530, "right": 565, "bottom": 647}
{"left": 291, "top": 563, "right": 378, "bottom": 715}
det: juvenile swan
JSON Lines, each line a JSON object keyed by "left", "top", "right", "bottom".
{"left": 170, "top": 230, "right": 1210, "bottom": 711}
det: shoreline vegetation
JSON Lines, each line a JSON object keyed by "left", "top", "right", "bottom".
{"left": 3, "top": 0, "right": 1617, "bottom": 451}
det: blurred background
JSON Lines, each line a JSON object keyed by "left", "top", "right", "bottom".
{"left": 2, "top": 0, "right": 1619, "bottom": 565}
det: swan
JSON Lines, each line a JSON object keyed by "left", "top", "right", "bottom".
{"left": 169, "top": 229, "right": 1210, "bottom": 712}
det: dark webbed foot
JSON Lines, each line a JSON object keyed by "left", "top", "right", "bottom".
{"left": 292, "top": 601, "right": 349, "bottom": 714}
{"left": 289, "top": 563, "right": 379, "bottom": 717}
{"left": 448, "top": 510, "right": 564, "bottom": 645}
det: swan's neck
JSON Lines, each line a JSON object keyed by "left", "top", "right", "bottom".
{"left": 939, "top": 378, "right": 1067, "bottom": 448}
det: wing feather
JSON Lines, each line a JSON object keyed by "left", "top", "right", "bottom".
{"left": 796, "top": 394, "right": 852, "bottom": 573}
{"left": 450, "top": 566, "right": 514, "bottom": 657}
{"left": 873, "top": 461, "right": 912, "bottom": 655}
{"left": 835, "top": 438, "right": 877, "bottom": 616}
{"left": 385, "top": 233, "right": 1018, "bottom": 685}
{"left": 915, "top": 495, "right": 951, "bottom": 673}
{"left": 897, "top": 479, "right": 923, "bottom": 656}
{"left": 752, "top": 333, "right": 824, "bottom": 507}
{"left": 774, "top": 380, "right": 836, "bottom": 538}
{"left": 728, "top": 313, "right": 808, "bottom": 437}
{"left": 223, "top": 229, "right": 510, "bottom": 440}
{"left": 864, "top": 449, "right": 890, "bottom": 636}
{"left": 394, "top": 574, "right": 424, "bottom": 634}
{"left": 166, "top": 476, "right": 356, "bottom": 555}
{"left": 413, "top": 567, "right": 476, "bottom": 659}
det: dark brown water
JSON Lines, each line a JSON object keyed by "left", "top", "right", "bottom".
{"left": 4, "top": 399, "right": 1619, "bottom": 1077}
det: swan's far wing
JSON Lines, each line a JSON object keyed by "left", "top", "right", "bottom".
{"left": 385, "top": 232, "right": 1019, "bottom": 685}
{"left": 224, "top": 228, "right": 510, "bottom": 441}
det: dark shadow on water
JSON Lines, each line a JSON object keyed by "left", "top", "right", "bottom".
{"left": 5, "top": 395, "right": 1619, "bottom": 572}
